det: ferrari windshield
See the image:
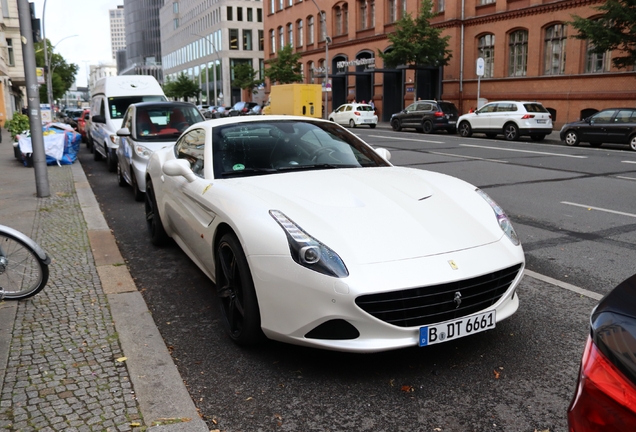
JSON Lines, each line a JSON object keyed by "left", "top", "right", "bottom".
{"left": 212, "top": 120, "right": 390, "bottom": 179}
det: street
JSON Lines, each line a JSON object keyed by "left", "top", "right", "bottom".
{"left": 78, "top": 130, "right": 636, "bottom": 431}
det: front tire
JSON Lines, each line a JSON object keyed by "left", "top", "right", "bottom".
{"left": 422, "top": 120, "right": 433, "bottom": 134}
{"left": 391, "top": 119, "right": 402, "bottom": 131}
{"left": 0, "top": 232, "right": 49, "bottom": 300}
{"left": 106, "top": 148, "right": 117, "bottom": 172}
{"left": 504, "top": 123, "right": 520, "bottom": 141}
{"left": 93, "top": 144, "right": 103, "bottom": 161}
{"left": 215, "top": 233, "right": 264, "bottom": 345}
{"left": 564, "top": 130, "right": 580, "bottom": 146}
{"left": 458, "top": 121, "right": 472, "bottom": 137}
{"left": 145, "top": 179, "right": 169, "bottom": 246}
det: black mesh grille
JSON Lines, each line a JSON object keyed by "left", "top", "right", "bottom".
{"left": 355, "top": 264, "right": 522, "bottom": 328}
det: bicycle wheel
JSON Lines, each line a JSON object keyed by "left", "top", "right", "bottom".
{"left": 0, "top": 232, "right": 49, "bottom": 300}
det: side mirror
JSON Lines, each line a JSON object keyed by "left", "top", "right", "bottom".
{"left": 117, "top": 127, "right": 131, "bottom": 137}
{"left": 92, "top": 114, "right": 106, "bottom": 124}
{"left": 162, "top": 159, "right": 197, "bottom": 183}
{"left": 374, "top": 147, "right": 391, "bottom": 161}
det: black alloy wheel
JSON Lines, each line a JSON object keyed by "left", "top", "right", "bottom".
{"left": 144, "top": 179, "right": 169, "bottom": 246}
{"left": 215, "top": 233, "right": 264, "bottom": 345}
{"left": 504, "top": 123, "right": 520, "bottom": 141}
{"left": 458, "top": 121, "right": 472, "bottom": 137}
{"left": 422, "top": 120, "right": 433, "bottom": 134}
{"left": 391, "top": 119, "right": 402, "bottom": 131}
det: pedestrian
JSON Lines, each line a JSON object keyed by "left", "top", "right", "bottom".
{"left": 369, "top": 100, "right": 375, "bottom": 110}
{"left": 361, "top": 100, "right": 366, "bottom": 104}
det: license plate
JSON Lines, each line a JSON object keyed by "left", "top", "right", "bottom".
{"left": 419, "top": 310, "right": 495, "bottom": 347}
{"left": 364, "top": 119, "right": 373, "bottom": 123}
{"left": 536, "top": 119, "right": 547, "bottom": 124}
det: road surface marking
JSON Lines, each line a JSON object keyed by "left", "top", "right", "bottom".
{"left": 428, "top": 151, "right": 508, "bottom": 164}
{"left": 561, "top": 201, "right": 636, "bottom": 218}
{"left": 460, "top": 144, "right": 588, "bottom": 159}
{"left": 524, "top": 270, "right": 603, "bottom": 301}
{"left": 622, "top": 160, "right": 636, "bottom": 164}
{"left": 368, "top": 135, "right": 444, "bottom": 144}
{"left": 617, "top": 176, "right": 636, "bottom": 181}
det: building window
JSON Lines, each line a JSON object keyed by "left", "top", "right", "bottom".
{"left": 237, "top": 7, "right": 243, "bottom": 21}
{"left": 287, "top": 23, "right": 293, "bottom": 47}
{"left": 438, "top": 0, "right": 445, "bottom": 12}
{"left": 359, "top": 0, "right": 374, "bottom": 30}
{"left": 227, "top": 6, "right": 233, "bottom": 20}
{"left": 319, "top": 12, "right": 326, "bottom": 41}
{"left": 278, "top": 0, "right": 283, "bottom": 10}
{"left": 508, "top": 30, "right": 528, "bottom": 77}
{"left": 307, "top": 16, "right": 314, "bottom": 44}
{"left": 173, "top": 18, "right": 179, "bottom": 29}
{"left": 479, "top": 0, "right": 495, "bottom": 4}
{"left": 247, "top": 8, "right": 253, "bottom": 21}
{"left": 257, "top": 8, "right": 263, "bottom": 22}
{"left": 477, "top": 34, "right": 494, "bottom": 78}
{"left": 279, "top": 26, "right": 284, "bottom": 49}
{"left": 336, "top": 7, "right": 342, "bottom": 36}
{"left": 259, "top": 30, "right": 264, "bottom": 51}
{"left": 287, "top": 0, "right": 293, "bottom": 6}
{"left": 270, "top": 29, "right": 276, "bottom": 53}
{"left": 544, "top": 24, "right": 566, "bottom": 75}
{"left": 297, "top": 20, "right": 304, "bottom": 47}
{"left": 270, "top": 0, "right": 275, "bottom": 13}
{"left": 7, "top": 38, "right": 14, "bottom": 66}
{"left": 229, "top": 28, "right": 239, "bottom": 50}
{"left": 585, "top": 42, "right": 610, "bottom": 73}
{"left": 243, "top": 29, "right": 253, "bottom": 50}
{"left": 173, "top": 2, "right": 179, "bottom": 13}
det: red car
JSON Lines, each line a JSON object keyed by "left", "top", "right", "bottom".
{"left": 77, "top": 108, "right": 90, "bottom": 143}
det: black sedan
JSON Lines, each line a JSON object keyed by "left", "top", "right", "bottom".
{"left": 560, "top": 108, "right": 636, "bottom": 151}
{"left": 568, "top": 273, "right": 636, "bottom": 431}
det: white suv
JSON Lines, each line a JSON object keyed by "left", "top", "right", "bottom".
{"left": 457, "top": 101, "right": 553, "bottom": 141}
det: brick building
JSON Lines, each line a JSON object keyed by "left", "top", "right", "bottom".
{"left": 264, "top": 0, "right": 636, "bottom": 126}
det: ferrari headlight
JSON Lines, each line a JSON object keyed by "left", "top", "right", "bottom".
{"left": 134, "top": 144, "right": 153, "bottom": 159}
{"left": 476, "top": 189, "right": 520, "bottom": 246}
{"left": 270, "top": 210, "right": 349, "bottom": 278}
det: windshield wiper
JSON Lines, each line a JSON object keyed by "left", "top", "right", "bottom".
{"left": 220, "top": 167, "right": 278, "bottom": 177}
{"left": 276, "top": 164, "right": 360, "bottom": 172}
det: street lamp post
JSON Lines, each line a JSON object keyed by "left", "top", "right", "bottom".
{"left": 310, "top": 0, "right": 330, "bottom": 119}
{"left": 41, "top": 0, "right": 52, "bottom": 109}
{"left": 193, "top": 33, "right": 221, "bottom": 107}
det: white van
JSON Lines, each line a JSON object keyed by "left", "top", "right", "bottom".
{"left": 88, "top": 75, "right": 166, "bottom": 171}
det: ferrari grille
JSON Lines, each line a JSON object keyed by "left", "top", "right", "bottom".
{"left": 355, "top": 264, "right": 522, "bottom": 328}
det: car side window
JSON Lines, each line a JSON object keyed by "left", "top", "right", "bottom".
{"left": 479, "top": 104, "right": 496, "bottom": 113}
{"left": 615, "top": 110, "right": 635, "bottom": 123}
{"left": 122, "top": 109, "right": 133, "bottom": 131}
{"left": 336, "top": 105, "right": 345, "bottom": 113}
{"left": 175, "top": 129, "right": 206, "bottom": 177}
{"left": 99, "top": 99, "right": 106, "bottom": 117}
{"left": 405, "top": 104, "right": 417, "bottom": 112}
{"left": 591, "top": 110, "right": 616, "bottom": 124}
{"left": 419, "top": 103, "right": 432, "bottom": 111}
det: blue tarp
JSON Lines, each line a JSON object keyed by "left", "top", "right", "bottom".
{"left": 17, "top": 123, "right": 81, "bottom": 166}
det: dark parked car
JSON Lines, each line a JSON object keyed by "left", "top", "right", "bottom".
{"left": 568, "top": 273, "right": 636, "bottom": 431}
{"left": 227, "top": 101, "right": 259, "bottom": 117}
{"left": 560, "top": 108, "right": 636, "bottom": 151}
{"left": 390, "top": 100, "right": 459, "bottom": 134}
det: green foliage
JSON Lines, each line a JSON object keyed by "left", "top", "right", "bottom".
{"left": 35, "top": 40, "right": 79, "bottom": 102}
{"left": 163, "top": 73, "right": 200, "bottom": 101}
{"left": 570, "top": 0, "right": 636, "bottom": 70}
{"left": 264, "top": 45, "right": 304, "bottom": 85}
{"left": 232, "top": 62, "right": 263, "bottom": 94}
{"left": 378, "top": 0, "right": 452, "bottom": 69}
{"left": 6, "top": 114, "right": 31, "bottom": 138}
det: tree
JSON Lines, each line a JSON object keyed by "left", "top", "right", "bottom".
{"left": 570, "top": 0, "right": 636, "bottom": 70}
{"left": 163, "top": 73, "right": 200, "bottom": 102}
{"left": 378, "top": 0, "right": 452, "bottom": 69}
{"left": 232, "top": 62, "right": 263, "bottom": 98}
{"left": 35, "top": 40, "right": 79, "bottom": 103}
{"left": 264, "top": 44, "right": 303, "bottom": 85}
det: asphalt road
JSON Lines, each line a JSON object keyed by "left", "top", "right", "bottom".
{"left": 78, "top": 130, "right": 636, "bottom": 431}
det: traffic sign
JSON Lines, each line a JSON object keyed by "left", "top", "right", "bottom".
{"left": 476, "top": 58, "right": 485, "bottom": 77}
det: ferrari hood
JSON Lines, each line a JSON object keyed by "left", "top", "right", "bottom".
{"left": 232, "top": 167, "right": 504, "bottom": 264}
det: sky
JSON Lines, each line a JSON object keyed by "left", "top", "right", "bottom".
{"left": 30, "top": 0, "right": 122, "bottom": 87}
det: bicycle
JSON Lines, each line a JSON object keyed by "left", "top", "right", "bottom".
{"left": 0, "top": 224, "right": 51, "bottom": 300}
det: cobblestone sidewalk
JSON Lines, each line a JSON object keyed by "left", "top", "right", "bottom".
{"left": 0, "top": 165, "right": 143, "bottom": 431}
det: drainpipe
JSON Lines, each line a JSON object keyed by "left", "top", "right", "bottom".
{"left": 459, "top": 0, "right": 465, "bottom": 112}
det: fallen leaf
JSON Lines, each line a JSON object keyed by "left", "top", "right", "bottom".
{"left": 400, "top": 385, "right": 414, "bottom": 392}
{"left": 274, "top": 414, "right": 282, "bottom": 420}
{"left": 130, "top": 422, "right": 141, "bottom": 427}
{"left": 493, "top": 369, "right": 500, "bottom": 379}
{"left": 246, "top": 396, "right": 253, "bottom": 401}
{"left": 116, "top": 357, "right": 127, "bottom": 363}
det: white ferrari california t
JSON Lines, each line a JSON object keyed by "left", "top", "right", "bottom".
{"left": 145, "top": 115, "right": 525, "bottom": 352}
